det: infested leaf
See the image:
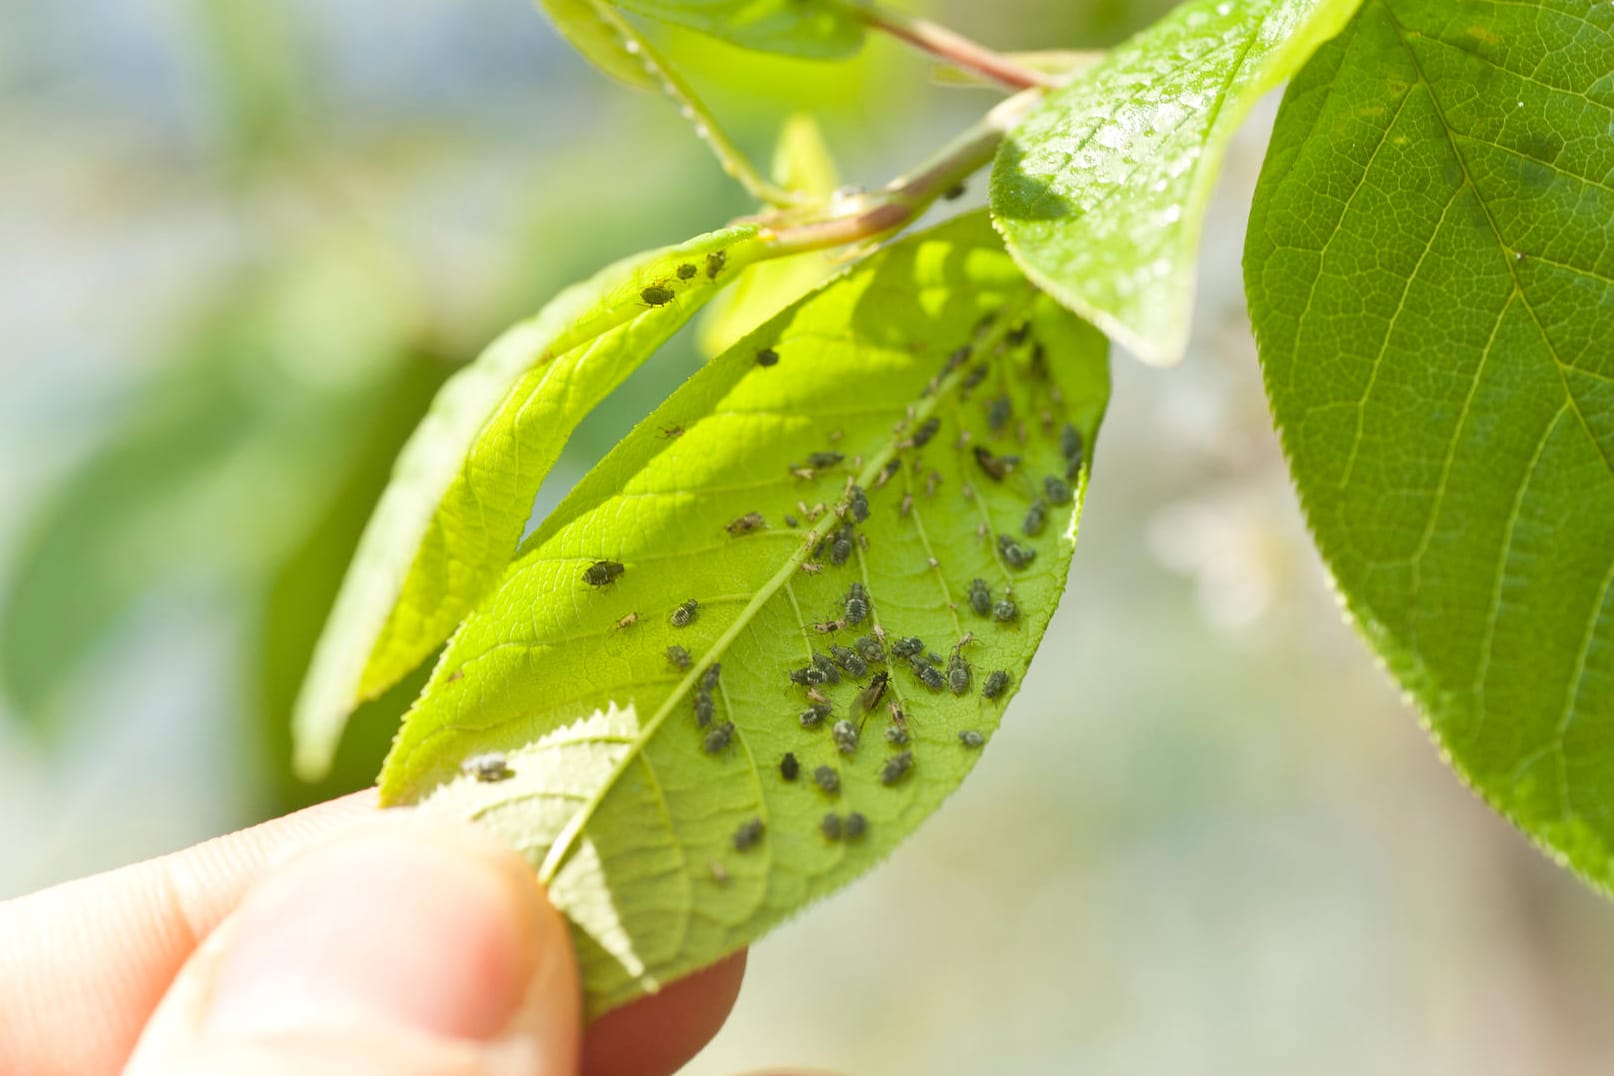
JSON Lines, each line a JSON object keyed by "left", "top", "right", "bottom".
{"left": 1248, "top": 1, "right": 1614, "bottom": 891}
{"left": 294, "top": 225, "right": 769, "bottom": 778}
{"left": 990, "top": 0, "right": 1361, "bottom": 364}
{"left": 390, "top": 213, "right": 1109, "bottom": 1014}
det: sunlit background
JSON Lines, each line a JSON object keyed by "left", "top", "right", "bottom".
{"left": 6, "top": 2, "right": 1614, "bottom": 1072}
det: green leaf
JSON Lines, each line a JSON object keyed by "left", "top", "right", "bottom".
{"left": 606, "top": 0, "right": 863, "bottom": 59}
{"left": 1246, "top": 2, "right": 1614, "bottom": 888}
{"left": 990, "top": 0, "right": 1361, "bottom": 364}
{"left": 387, "top": 213, "right": 1109, "bottom": 1014}
{"left": 293, "top": 226, "right": 767, "bottom": 778}
{"left": 537, "top": 0, "right": 659, "bottom": 90}
{"left": 698, "top": 114, "right": 841, "bottom": 357}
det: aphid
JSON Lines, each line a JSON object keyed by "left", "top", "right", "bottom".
{"left": 805, "top": 686, "right": 832, "bottom": 707}
{"left": 732, "top": 817, "right": 765, "bottom": 851}
{"left": 875, "top": 459, "right": 901, "bottom": 489}
{"left": 857, "top": 670, "right": 890, "bottom": 713}
{"left": 790, "top": 465, "right": 817, "bottom": 481}
{"left": 615, "top": 611, "right": 639, "bottom": 630}
{"left": 462, "top": 752, "right": 513, "bottom": 783}
{"left": 807, "top": 451, "right": 844, "bottom": 470}
{"left": 813, "top": 618, "right": 844, "bottom": 634}
{"left": 884, "top": 723, "right": 910, "bottom": 746}
{"left": 756, "top": 346, "right": 780, "bottom": 367}
{"left": 642, "top": 284, "right": 676, "bottom": 307}
{"left": 973, "top": 312, "right": 997, "bottom": 337}
{"left": 829, "top": 645, "right": 867, "bottom": 677}
{"left": 900, "top": 493, "right": 914, "bottom": 517}
{"left": 998, "top": 535, "right": 1037, "bottom": 569}
{"left": 983, "top": 669, "right": 1010, "bottom": 699}
{"left": 800, "top": 704, "right": 832, "bottom": 728}
{"left": 947, "top": 652, "right": 972, "bottom": 695}
{"left": 705, "top": 250, "right": 727, "bottom": 279}
{"left": 962, "top": 365, "right": 989, "bottom": 392}
{"left": 781, "top": 752, "right": 800, "bottom": 781}
{"left": 968, "top": 578, "right": 992, "bottom": 617}
{"left": 661, "top": 425, "right": 684, "bottom": 439}
{"left": 702, "top": 663, "right": 722, "bottom": 692}
{"left": 670, "top": 599, "right": 699, "bottom": 627}
{"left": 843, "top": 588, "right": 869, "bottom": 626}
{"left": 784, "top": 514, "right": 800, "bottom": 528}
{"left": 789, "top": 665, "right": 825, "bottom": 687}
{"left": 667, "top": 645, "right": 693, "bottom": 670}
{"left": 833, "top": 719, "right": 860, "bottom": 755}
{"left": 928, "top": 651, "right": 945, "bottom": 665}
{"left": 943, "top": 181, "right": 967, "bottom": 200}
{"left": 973, "top": 445, "right": 1015, "bottom": 482}
{"left": 1060, "top": 422, "right": 1084, "bottom": 466}
{"left": 945, "top": 345, "right": 971, "bottom": 373}
{"left": 829, "top": 428, "right": 845, "bottom": 442}
{"left": 1044, "top": 475, "right": 1073, "bottom": 505}
{"left": 993, "top": 598, "right": 1019, "bottom": 623}
{"left": 913, "top": 416, "right": 941, "bottom": 447}
{"left": 986, "top": 395, "right": 1012, "bottom": 432}
{"left": 709, "top": 860, "right": 729, "bottom": 884}
{"left": 855, "top": 634, "right": 885, "bottom": 663}
{"left": 800, "top": 561, "right": 824, "bottom": 575}
{"left": 847, "top": 485, "right": 869, "bottom": 523}
{"left": 924, "top": 470, "right": 942, "bottom": 498}
{"left": 1029, "top": 341, "right": 1049, "bottom": 379}
{"left": 582, "top": 560, "right": 625, "bottom": 587}
{"left": 1006, "top": 322, "right": 1031, "bottom": 346}
{"left": 821, "top": 812, "right": 844, "bottom": 840}
{"left": 954, "top": 631, "right": 975, "bottom": 650}
{"left": 881, "top": 750, "right": 915, "bottom": 786}
{"left": 694, "top": 693, "right": 714, "bottom": 727}
{"left": 844, "top": 812, "right": 868, "bottom": 839}
{"left": 813, "top": 764, "right": 841, "bottom": 794}
{"left": 726, "top": 512, "right": 766, "bottom": 536}
{"left": 676, "top": 262, "right": 697, "bottom": 280}
{"left": 912, "top": 659, "right": 945, "bottom": 691}
{"left": 811, "top": 652, "right": 842, "bottom": 685}
{"left": 703, "top": 720, "right": 735, "bottom": 754}
{"left": 892, "top": 635, "right": 925, "bottom": 659}
{"left": 959, "top": 730, "right": 985, "bottom": 749}
{"left": 446, "top": 669, "right": 465, "bottom": 683}
{"left": 1022, "top": 498, "right": 1047, "bottom": 537}
{"left": 830, "top": 526, "right": 854, "bottom": 566}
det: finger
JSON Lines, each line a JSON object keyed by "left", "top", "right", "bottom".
{"left": 0, "top": 791, "right": 378, "bottom": 1076}
{"left": 124, "top": 814, "right": 580, "bottom": 1076}
{"left": 582, "top": 951, "right": 747, "bottom": 1076}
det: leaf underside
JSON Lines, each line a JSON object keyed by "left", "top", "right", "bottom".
{"left": 990, "top": 0, "right": 1362, "bottom": 365}
{"left": 294, "top": 225, "right": 764, "bottom": 778}
{"left": 538, "top": 0, "right": 660, "bottom": 91}
{"left": 1247, "top": 1, "right": 1614, "bottom": 887}
{"left": 390, "top": 213, "right": 1110, "bottom": 1015}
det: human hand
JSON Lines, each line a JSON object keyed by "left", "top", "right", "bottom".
{"left": 0, "top": 793, "right": 745, "bottom": 1075}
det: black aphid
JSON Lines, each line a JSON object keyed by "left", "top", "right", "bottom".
{"left": 993, "top": 598, "right": 1019, "bottom": 623}
{"left": 844, "top": 812, "right": 868, "bottom": 839}
{"left": 968, "top": 578, "right": 992, "bottom": 617}
{"left": 986, "top": 395, "right": 1012, "bottom": 432}
{"left": 1029, "top": 341, "right": 1049, "bottom": 379}
{"left": 784, "top": 514, "right": 800, "bottom": 527}
{"left": 732, "top": 817, "right": 765, "bottom": 851}
{"left": 670, "top": 599, "right": 699, "bottom": 628}
{"left": 676, "top": 262, "right": 697, "bottom": 280}
{"left": 844, "top": 586, "right": 869, "bottom": 626}
{"left": 983, "top": 670, "right": 1010, "bottom": 699}
{"left": 807, "top": 451, "right": 845, "bottom": 470}
{"left": 582, "top": 560, "right": 625, "bottom": 587}
{"left": 1023, "top": 498, "right": 1047, "bottom": 536}
{"left": 800, "top": 703, "right": 832, "bottom": 728}
{"left": 1060, "top": 422, "right": 1083, "bottom": 465}
{"left": 813, "top": 764, "right": 841, "bottom": 794}
{"left": 943, "top": 181, "right": 967, "bottom": 200}
{"left": 855, "top": 634, "right": 885, "bottom": 663}
{"left": 881, "top": 751, "right": 915, "bottom": 786}
{"left": 705, "top": 250, "right": 727, "bottom": 279}
{"left": 947, "top": 652, "right": 972, "bottom": 695}
{"left": 756, "top": 346, "right": 780, "bottom": 367}
{"left": 641, "top": 284, "right": 676, "bottom": 306}
{"left": 833, "top": 719, "right": 860, "bottom": 755}
{"left": 945, "top": 346, "right": 971, "bottom": 373}
{"left": 885, "top": 724, "right": 910, "bottom": 746}
{"left": 821, "top": 812, "right": 843, "bottom": 840}
{"left": 702, "top": 663, "right": 722, "bottom": 692}
{"left": 462, "top": 752, "right": 513, "bottom": 783}
{"left": 781, "top": 752, "right": 800, "bottom": 781}
{"left": 973, "top": 445, "right": 1016, "bottom": 482}
{"left": 857, "top": 670, "right": 890, "bottom": 712}
{"left": 875, "top": 458, "right": 901, "bottom": 489}
{"left": 892, "top": 636, "right": 925, "bottom": 659}
{"left": 694, "top": 693, "right": 714, "bottom": 727}
{"left": 726, "top": 512, "right": 766, "bottom": 536}
{"left": 812, "top": 652, "right": 842, "bottom": 685}
{"left": 912, "top": 659, "right": 944, "bottom": 691}
{"left": 962, "top": 365, "right": 989, "bottom": 392}
{"left": 997, "top": 535, "right": 1037, "bottom": 569}
{"left": 847, "top": 485, "right": 869, "bottom": 523}
{"left": 703, "top": 720, "right": 735, "bottom": 753}
{"left": 830, "top": 526, "right": 854, "bottom": 566}
{"left": 829, "top": 645, "right": 867, "bottom": 678}
{"left": 667, "top": 645, "right": 693, "bottom": 671}
{"left": 959, "top": 730, "right": 985, "bottom": 748}
{"left": 1006, "top": 322, "right": 1031, "bottom": 346}
{"left": 913, "top": 416, "right": 941, "bottom": 448}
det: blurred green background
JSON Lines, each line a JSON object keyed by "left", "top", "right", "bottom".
{"left": 5, "top": 1, "right": 1614, "bottom": 1072}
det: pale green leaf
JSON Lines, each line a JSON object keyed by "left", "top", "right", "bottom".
{"left": 698, "top": 114, "right": 841, "bottom": 358}
{"left": 390, "top": 213, "right": 1110, "bottom": 1014}
{"left": 538, "top": 0, "right": 658, "bottom": 90}
{"left": 294, "top": 226, "right": 767, "bottom": 778}
{"left": 990, "top": 0, "right": 1361, "bottom": 364}
{"left": 607, "top": 0, "right": 863, "bottom": 59}
{"left": 1247, "top": 2, "right": 1614, "bottom": 887}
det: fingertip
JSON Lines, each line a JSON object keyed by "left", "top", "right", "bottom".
{"left": 582, "top": 950, "right": 747, "bottom": 1076}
